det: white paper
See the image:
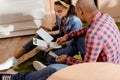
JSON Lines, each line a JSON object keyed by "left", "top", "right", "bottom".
{"left": 48, "top": 51, "right": 58, "bottom": 58}
{"left": 49, "top": 42, "right": 62, "bottom": 49}
{"left": 36, "top": 28, "right": 54, "bottom": 43}
{"left": 33, "top": 38, "right": 48, "bottom": 49}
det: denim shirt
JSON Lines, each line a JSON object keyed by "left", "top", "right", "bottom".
{"left": 56, "top": 15, "right": 82, "bottom": 45}
{"left": 56, "top": 15, "right": 82, "bottom": 35}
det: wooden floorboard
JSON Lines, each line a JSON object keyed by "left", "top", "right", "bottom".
{"left": 0, "top": 35, "right": 34, "bottom": 64}
{"left": 0, "top": 35, "right": 44, "bottom": 73}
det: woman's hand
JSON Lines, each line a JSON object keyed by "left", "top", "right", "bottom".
{"left": 56, "top": 55, "right": 68, "bottom": 64}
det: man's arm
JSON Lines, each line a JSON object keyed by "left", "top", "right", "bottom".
{"left": 66, "top": 32, "right": 104, "bottom": 64}
{"left": 66, "top": 57, "right": 83, "bottom": 65}
{"left": 57, "top": 26, "right": 89, "bottom": 45}
{"left": 66, "top": 26, "right": 89, "bottom": 40}
{"left": 56, "top": 55, "right": 83, "bottom": 65}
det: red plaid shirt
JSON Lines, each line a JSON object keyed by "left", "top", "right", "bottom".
{"left": 62, "top": 18, "right": 66, "bottom": 33}
{"left": 64, "top": 12, "right": 120, "bottom": 65}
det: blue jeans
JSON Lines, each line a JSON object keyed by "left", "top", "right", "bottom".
{"left": 11, "top": 64, "right": 68, "bottom": 80}
{"left": 23, "top": 34, "right": 85, "bottom": 64}
{"left": 46, "top": 37, "right": 85, "bottom": 63}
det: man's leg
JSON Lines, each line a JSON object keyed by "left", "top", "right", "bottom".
{"left": 49, "top": 64, "right": 68, "bottom": 70}
{"left": 11, "top": 64, "right": 67, "bottom": 80}
{"left": 46, "top": 40, "right": 78, "bottom": 64}
{"left": 74, "top": 37, "right": 86, "bottom": 59}
{"left": 11, "top": 67, "right": 56, "bottom": 80}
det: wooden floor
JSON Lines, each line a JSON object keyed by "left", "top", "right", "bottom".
{"left": 0, "top": 35, "right": 35, "bottom": 64}
{"left": 0, "top": 35, "right": 42, "bottom": 73}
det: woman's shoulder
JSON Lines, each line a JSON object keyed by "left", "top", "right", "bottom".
{"left": 68, "top": 15, "right": 81, "bottom": 22}
{"left": 67, "top": 15, "right": 82, "bottom": 28}
{"left": 72, "top": 16, "right": 81, "bottom": 22}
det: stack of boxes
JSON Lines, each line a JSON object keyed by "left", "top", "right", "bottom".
{"left": 0, "top": 0, "right": 47, "bottom": 38}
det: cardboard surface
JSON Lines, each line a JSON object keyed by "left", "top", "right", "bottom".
{"left": 48, "top": 62, "right": 120, "bottom": 80}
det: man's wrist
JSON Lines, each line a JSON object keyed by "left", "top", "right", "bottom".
{"left": 64, "top": 55, "right": 68, "bottom": 64}
{"left": 64, "top": 34, "right": 68, "bottom": 41}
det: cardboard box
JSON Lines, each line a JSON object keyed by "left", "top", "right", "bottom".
{"left": 97, "top": 0, "right": 120, "bottom": 21}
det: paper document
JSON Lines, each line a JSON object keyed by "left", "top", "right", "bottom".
{"left": 33, "top": 38, "right": 48, "bottom": 49}
{"left": 33, "top": 38, "right": 62, "bottom": 50}
{"left": 48, "top": 51, "right": 58, "bottom": 58}
{"left": 36, "top": 28, "right": 54, "bottom": 43}
{"left": 49, "top": 42, "right": 62, "bottom": 49}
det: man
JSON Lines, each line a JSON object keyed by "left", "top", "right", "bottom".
{"left": 0, "top": 0, "right": 120, "bottom": 80}
{"left": 56, "top": 0, "right": 120, "bottom": 64}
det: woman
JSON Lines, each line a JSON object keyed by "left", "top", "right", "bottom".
{"left": 0, "top": 0, "right": 84, "bottom": 71}
{"left": 0, "top": 0, "right": 85, "bottom": 80}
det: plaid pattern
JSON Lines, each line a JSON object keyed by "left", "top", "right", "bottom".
{"left": 65, "top": 12, "right": 120, "bottom": 65}
{"left": 62, "top": 18, "right": 66, "bottom": 33}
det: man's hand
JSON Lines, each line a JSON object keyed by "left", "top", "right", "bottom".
{"left": 56, "top": 55, "right": 68, "bottom": 64}
{"left": 56, "top": 36, "right": 67, "bottom": 45}
{"left": 60, "top": 42, "right": 66, "bottom": 46}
